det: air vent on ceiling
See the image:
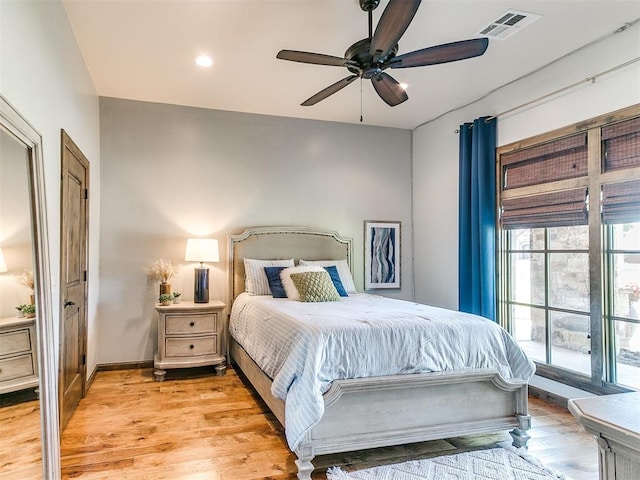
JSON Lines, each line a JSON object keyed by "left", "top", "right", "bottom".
{"left": 478, "top": 10, "right": 541, "bottom": 40}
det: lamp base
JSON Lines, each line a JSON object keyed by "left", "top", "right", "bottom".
{"left": 194, "top": 267, "right": 209, "bottom": 303}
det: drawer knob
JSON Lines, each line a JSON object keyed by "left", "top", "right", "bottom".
{"left": 190, "top": 322, "right": 195, "bottom": 327}
{"left": 189, "top": 344, "right": 194, "bottom": 349}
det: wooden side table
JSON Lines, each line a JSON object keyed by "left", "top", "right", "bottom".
{"left": 153, "top": 300, "right": 226, "bottom": 381}
{"left": 569, "top": 392, "right": 640, "bottom": 480}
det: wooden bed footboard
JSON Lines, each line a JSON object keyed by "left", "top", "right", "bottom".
{"left": 230, "top": 338, "right": 531, "bottom": 480}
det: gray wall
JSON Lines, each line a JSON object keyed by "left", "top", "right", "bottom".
{"left": 98, "top": 98, "right": 413, "bottom": 364}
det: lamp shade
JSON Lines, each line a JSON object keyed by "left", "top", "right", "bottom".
{"left": 0, "top": 248, "right": 7, "bottom": 273}
{"left": 185, "top": 238, "right": 219, "bottom": 263}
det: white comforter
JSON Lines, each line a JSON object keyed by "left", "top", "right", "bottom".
{"left": 229, "top": 292, "right": 535, "bottom": 451}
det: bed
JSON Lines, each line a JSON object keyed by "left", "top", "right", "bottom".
{"left": 228, "top": 226, "right": 534, "bottom": 480}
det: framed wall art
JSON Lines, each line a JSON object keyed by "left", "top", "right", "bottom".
{"left": 364, "top": 220, "right": 400, "bottom": 289}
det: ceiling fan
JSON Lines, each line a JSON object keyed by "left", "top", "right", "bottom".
{"left": 276, "top": 0, "right": 489, "bottom": 107}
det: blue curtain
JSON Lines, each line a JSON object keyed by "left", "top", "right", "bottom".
{"left": 458, "top": 116, "right": 497, "bottom": 320}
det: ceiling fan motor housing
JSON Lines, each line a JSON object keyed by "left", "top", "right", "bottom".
{"left": 345, "top": 38, "right": 398, "bottom": 77}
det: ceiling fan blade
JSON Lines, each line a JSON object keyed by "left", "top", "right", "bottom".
{"left": 277, "top": 50, "right": 356, "bottom": 67}
{"left": 371, "top": 72, "right": 408, "bottom": 107}
{"left": 390, "top": 37, "right": 489, "bottom": 68}
{"left": 301, "top": 75, "right": 359, "bottom": 106}
{"left": 370, "top": 0, "right": 421, "bottom": 62}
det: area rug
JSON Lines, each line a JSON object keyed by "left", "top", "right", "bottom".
{"left": 326, "top": 447, "right": 571, "bottom": 480}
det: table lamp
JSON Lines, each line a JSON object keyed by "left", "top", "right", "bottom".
{"left": 185, "top": 238, "right": 219, "bottom": 303}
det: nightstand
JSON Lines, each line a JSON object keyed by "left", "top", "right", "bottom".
{"left": 0, "top": 316, "right": 39, "bottom": 395}
{"left": 153, "top": 300, "right": 226, "bottom": 381}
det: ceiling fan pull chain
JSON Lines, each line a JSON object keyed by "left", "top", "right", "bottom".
{"left": 360, "top": 78, "right": 364, "bottom": 123}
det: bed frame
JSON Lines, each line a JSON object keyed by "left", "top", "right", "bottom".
{"left": 228, "top": 226, "right": 531, "bottom": 480}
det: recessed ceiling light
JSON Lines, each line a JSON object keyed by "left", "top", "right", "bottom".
{"left": 195, "top": 54, "right": 213, "bottom": 67}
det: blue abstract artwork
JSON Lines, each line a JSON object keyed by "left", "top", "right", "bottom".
{"left": 370, "top": 227, "right": 396, "bottom": 283}
{"left": 365, "top": 221, "right": 400, "bottom": 289}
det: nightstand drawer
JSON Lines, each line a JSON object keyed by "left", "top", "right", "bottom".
{"left": 0, "top": 354, "right": 35, "bottom": 382}
{"left": 165, "top": 314, "right": 217, "bottom": 335}
{"left": 165, "top": 335, "right": 217, "bottom": 357}
{"left": 0, "top": 328, "right": 32, "bottom": 356}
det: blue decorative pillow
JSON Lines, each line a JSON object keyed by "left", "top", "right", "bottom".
{"left": 324, "top": 265, "right": 348, "bottom": 297}
{"left": 264, "top": 266, "right": 288, "bottom": 298}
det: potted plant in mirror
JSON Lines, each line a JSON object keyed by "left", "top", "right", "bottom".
{"left": 172, "top": 292, "right": 181, "bottom": 304}
{"left": 159, "top": 293, "right": 173, "bottom": 306}
{"left": 21, "top": 304, "right": 36, "bottom": 318}
{"left": 149, "top": 259, "right": 176, "bottom": 296}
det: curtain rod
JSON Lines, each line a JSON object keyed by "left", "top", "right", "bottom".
{"left": 453, "top": 56, "right": 640, "bottom": 134}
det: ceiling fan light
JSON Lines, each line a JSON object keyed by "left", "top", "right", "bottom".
{"left": 400, "top": 83, "right": 408, "bottom": 90}
{"left": 195, "top": 54, "right": 213, "bottom": 67}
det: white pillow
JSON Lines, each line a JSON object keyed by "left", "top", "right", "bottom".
{"left": 243, "top": 258, "right": 294, "bottom": 295}
{"left": 279, "top": 265, "right": 325, "bottom": 300}
{"left": 298, "top": 259, "right": 357, "bottom": 293}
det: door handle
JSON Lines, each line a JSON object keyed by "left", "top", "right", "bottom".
{"left": 64, "top": 300, "right": 76, "bottom": 307}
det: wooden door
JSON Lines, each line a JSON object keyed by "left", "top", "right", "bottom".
{"left": 59, "top": 130, "right": 89, "bottom": 431}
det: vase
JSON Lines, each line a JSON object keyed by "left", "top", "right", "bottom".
{"left": 160, "top": 283, "right": 171, "bottom": 295}
{"left": 173, "top": 297, "right": 181, "bottom": 304}
{"left": 29, "top": 293, "right": 36, "bottom": 305}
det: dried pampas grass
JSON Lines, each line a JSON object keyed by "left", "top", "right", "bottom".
{"left": 15, "top": 270, "right": 34, "bottom": 291}
{"left": 149, "top": 259, "right": 176, "bottom": 283}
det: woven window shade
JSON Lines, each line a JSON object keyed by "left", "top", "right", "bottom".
{"left": 501, "top": 187, "right": 588, "bottom": 229}
{"left": 602, "top": 116, "right": 640, "bottom": 172}
{"left": 602, "top": 179, "right": 640, "bottom": 224}
{"left": 501, "top": 133, "right": 588, "bottom": 190}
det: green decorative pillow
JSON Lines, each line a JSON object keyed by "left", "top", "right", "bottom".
{"left": 290, "top": 271, "right": 341, "bottom": 302}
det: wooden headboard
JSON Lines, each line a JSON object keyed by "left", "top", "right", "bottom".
{"left": 228, "top": 226, "right": 353, "bottom": 304}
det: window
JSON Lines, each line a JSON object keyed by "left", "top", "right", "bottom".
{"left": 498, "top": 104, "right": 640, "bottom": 393}
{"left": 606, "top": 221, "right": 640, "bottom": 388}
{"left": 508, "top": 226, "right": 591, "bottom": 376}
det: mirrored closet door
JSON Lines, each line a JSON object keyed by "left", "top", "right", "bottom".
{"left": 0, "top": 95, "right": 60, "bottom": 479}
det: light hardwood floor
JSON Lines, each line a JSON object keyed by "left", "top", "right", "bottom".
{"left": 2, "top": 366, "right": 599, "bottom": 479}
{"left": 0, "top": 390, "right": 42, "bottom": 479}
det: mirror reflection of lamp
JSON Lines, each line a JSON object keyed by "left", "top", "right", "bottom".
{"left": 184, "top": 238, "right": 219, "bottom": 303}
{"left": 0, "top": 247, "right": 7, "bottom": 273}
